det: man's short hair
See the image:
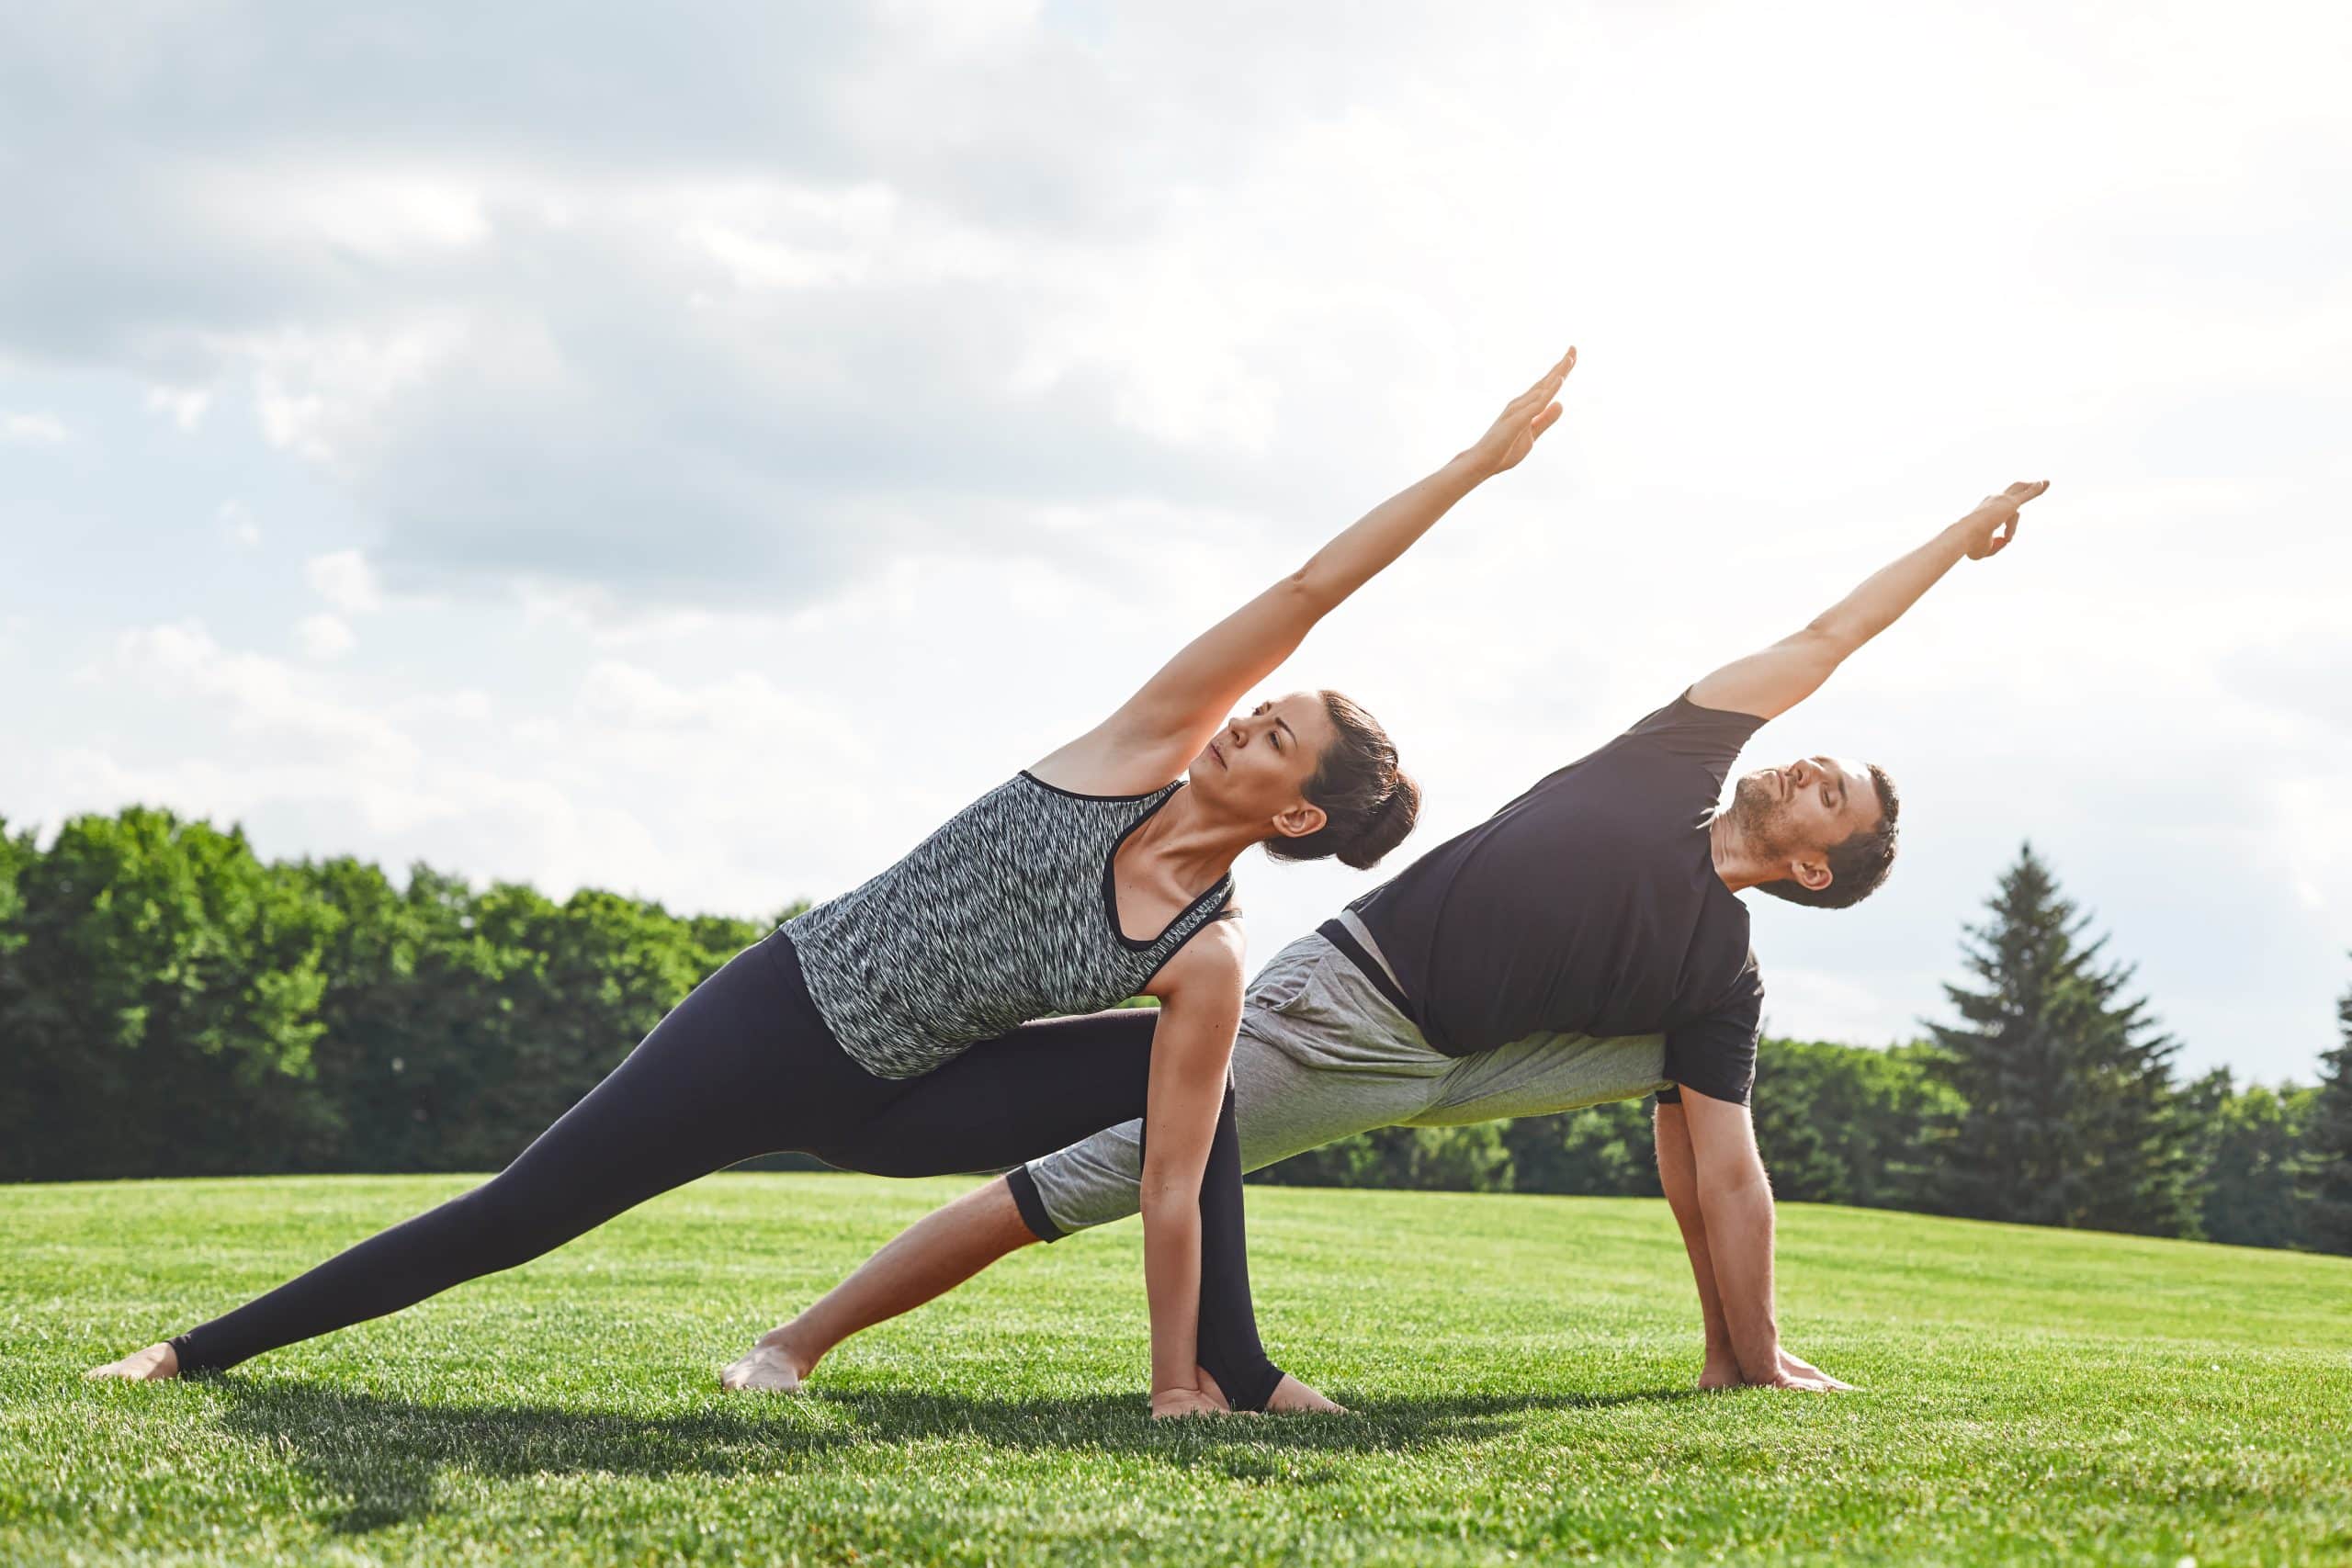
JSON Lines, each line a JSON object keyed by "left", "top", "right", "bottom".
{"left": 1756, "top": 762, "right": 1900, "bottom": 910}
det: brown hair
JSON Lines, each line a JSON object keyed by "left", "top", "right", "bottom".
{"left": 1264, "top": 690, "right": 1423, "bottom": 871}
{"left": 1755, "top": 762, "right": 1901, "bottom": 909}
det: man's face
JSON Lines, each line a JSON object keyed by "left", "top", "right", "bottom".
{"left": 1728, "top": 755, "right": 1882, "bottom": 865}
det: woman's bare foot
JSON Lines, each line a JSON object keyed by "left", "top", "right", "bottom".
{"left": 1150, "top": 1388, "right": 1224, "bottom": 1419}
{"left": 718, "top": 1333, "right": 811, "bottom": 1393}
{"left": 1192, "top": 1365, "right": 1236, "bottom": 1412}
{"left": 1265, "top": 1373, "right": 1346, "bottom": 1414}
{"left": 1195, "top": 1364, "right": 1346, "bottom": 1414}
{"left": 85, "top": 1342, "right": 178, "bottom": 1382}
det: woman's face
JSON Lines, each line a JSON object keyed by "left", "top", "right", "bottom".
{"left": 1189, "top": 690, "right": 1338, "bottom": 841}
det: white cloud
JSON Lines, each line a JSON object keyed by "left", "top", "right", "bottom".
{"left": 114, "top": 619, "right": 413, "bottom": 769}
{"left": 303, "top": 549, "right": 381, "bottom": 614}
{"left": 390, "top": 688, "right": 493, "bottom": 725}
{"left": 218, "top": 500, "right": 262, "bottom": 547}
{"left": 248, "top": 314, "right": 476, "bottom": 467}
{"left": 295, "top": 613, "right": 354, "bottom": 660}
{"left": 2, "top": 412, "right": 68, "bottom": 445}
{"left": 145, "top": 385, "right": 213, "bottom": 431}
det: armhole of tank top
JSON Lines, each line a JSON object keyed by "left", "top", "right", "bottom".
{"left": 1017, "top": 769, "right": 1178, "bottom": 804}
{"left": 1131, "top": 877, "right": 1238, "bottom": 990}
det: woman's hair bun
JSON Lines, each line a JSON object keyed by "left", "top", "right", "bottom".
{"left": 1264, "top": 690, "right": 1423, "bottom": 872}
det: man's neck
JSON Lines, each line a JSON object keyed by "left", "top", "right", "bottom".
{"left": 1708, "top": 811, "right": 1773, "bottom": 896}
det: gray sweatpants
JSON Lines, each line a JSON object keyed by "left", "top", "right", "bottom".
{"left": 1022, "top": 928, "right": 1668, "bottom": 1235}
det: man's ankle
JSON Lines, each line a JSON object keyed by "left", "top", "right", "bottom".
{"left": 756, "top": 1325, "right": 819, "bottom": 1372}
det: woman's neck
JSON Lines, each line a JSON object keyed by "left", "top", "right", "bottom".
{"left": 1132, "top": 785, "right": 1259, "bottom": 889}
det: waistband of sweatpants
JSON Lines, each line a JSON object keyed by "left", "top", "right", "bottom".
{"left": 1315, "top": 915, "right": 1419, "bottom": 1025}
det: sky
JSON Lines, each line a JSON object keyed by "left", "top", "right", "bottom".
{"left": 3, "top": 0, "right": 2347, "bottom": 1083}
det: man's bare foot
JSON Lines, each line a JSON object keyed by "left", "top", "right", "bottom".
{"left": 718, "top": 1335, "right": 810, "bottom": 1393}
{"left": 85, "top": 1342, "right": 178, "bottom": 1382}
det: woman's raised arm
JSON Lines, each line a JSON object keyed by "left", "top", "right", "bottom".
{"left": 1035, "top": 347, "right": 1577, "bottom": 795}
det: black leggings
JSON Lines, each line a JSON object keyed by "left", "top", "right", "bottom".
{"left": 169, "top": 931, "right": 1283, "bottom": 1410}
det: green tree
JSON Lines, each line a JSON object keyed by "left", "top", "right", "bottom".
{"left": 1927, "top": 842, "right": 2197, "bottom": 1236}
{"left": 2302, "top": 969, "right": 2352, "bottom": 1255}
{"left": 1500, "top": 1100, "right": 1660, "bottom": 1197}
{"left": 1255, "top": 1122, "right": 1517, "bottom": 1193}
{"left": 2189, "top": 1071, "right": 2315, "bottom": 1251}
{"left": 1749, "top": 1040, "right": 1962, "bottom": 1210}
{"left": 0, "top": 815, "right": 31, "bottom": 976}
{"left": 0, "top": 808, "right": 335, "bottom": 1180}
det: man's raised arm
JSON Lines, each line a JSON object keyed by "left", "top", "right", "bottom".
{"left": 1690, "top": 480, "right": 2050, "bottom": 722}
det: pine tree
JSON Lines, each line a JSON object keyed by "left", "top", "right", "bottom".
{"left": 1928, "top": 842, "right": 2197, "bottom": 1236}
{"left": 2301, "top": 965, "right": 2352, "bottom": 1255}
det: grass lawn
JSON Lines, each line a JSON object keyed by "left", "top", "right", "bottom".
{"left": 5, "top": 1173, "right": 2348, "bottom": 1565}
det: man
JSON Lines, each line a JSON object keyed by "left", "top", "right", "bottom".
{"left": 720, "top": 479, "right": 2049, "bottom": 1407}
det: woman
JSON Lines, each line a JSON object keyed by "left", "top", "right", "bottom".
{"left": 86, "top": 347, "right": 1577, "bottom": 1416}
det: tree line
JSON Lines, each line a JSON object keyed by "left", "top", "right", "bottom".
{"left": 3, "top": 809, "right": 2347, "bottom": 1254}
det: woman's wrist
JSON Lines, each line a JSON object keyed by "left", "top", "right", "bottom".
{"left": 1442, "top": 448, "right": 1496, "bottom": 487}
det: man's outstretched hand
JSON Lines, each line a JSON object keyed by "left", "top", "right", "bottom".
{"left": 1958, "top": 479, "right": 2050, "bottom": 561}
{"left": 1699, "top": 1345, "right": 1854, "bottom": 1393}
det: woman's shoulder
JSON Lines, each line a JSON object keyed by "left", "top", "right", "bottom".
{"left": 1026, "top": 719, "right": 1194, "bottom": 799}
{"left": 1144, "top": 914, "right": 1247, "bottom": 998}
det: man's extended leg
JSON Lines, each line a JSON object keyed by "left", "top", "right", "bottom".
{"left": 721, "top": 1178, "right": 1035, "bottom": 1392}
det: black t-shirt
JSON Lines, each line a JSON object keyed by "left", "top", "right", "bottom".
{"left": 1348, "top": 689, "right": 1767, "bottom": 1105}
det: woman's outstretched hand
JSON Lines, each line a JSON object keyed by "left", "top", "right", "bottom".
{"left": 1958, "top": 479, "right": 2050, "bottom": 560}
{"left": 1461, "top": 346, "right": 1577, "bottom": 477}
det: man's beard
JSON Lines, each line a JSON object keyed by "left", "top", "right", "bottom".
{"left": 1727, "top": 773, "right": 1801, "bottom": 859}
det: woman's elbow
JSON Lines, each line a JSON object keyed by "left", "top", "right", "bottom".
{"left": 1138, "top": 1178, "right": 1203, "bottom": 1219}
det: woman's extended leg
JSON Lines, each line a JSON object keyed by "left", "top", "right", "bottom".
{"left": 132, "top": 936, "right": 846, "bottom": 1376}
{"left": 813, "top": 1007, "right": 1285, "bottom": 1413}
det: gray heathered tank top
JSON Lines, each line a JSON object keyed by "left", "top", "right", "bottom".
{"left": 785, "top": 773, "right": 1236, "bottom": 1080}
